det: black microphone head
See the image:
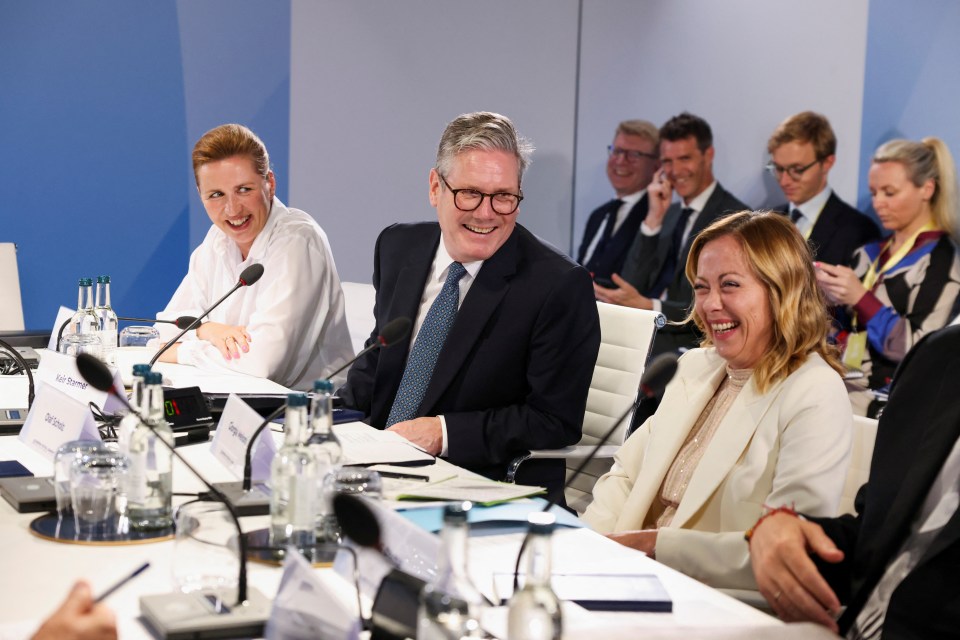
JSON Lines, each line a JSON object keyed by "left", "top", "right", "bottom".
{"left": 333, "top": 493, "right": 381, "bottom": 548}
{"left": 378, "top": 317, "right": 412, "bottom": 347}
{"left": 76, "top": 353, "right": 116, "bottom": 393}
{"left": 238, "top": 263, "right": 264, "bottom": 286}
{"left": 638, "top": 352, "right": 679, "bottom": 398}
{"left": 175, "top": 315, "right": 199, "bottom": 330}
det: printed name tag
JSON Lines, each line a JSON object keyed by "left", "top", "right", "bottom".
{"left": 34, "top": 350, "right": 124, "bottom": 414}
{"left": 19, "top": 385, "right": 100, "bottom": 459}
{"left": 210, "top": 394, "right": 277, "bottom": 482}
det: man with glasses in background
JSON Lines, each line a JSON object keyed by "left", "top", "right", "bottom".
{"left": 340, "top": 112, "right": 600, "bottom": 500}
{"left": 767, "top": 111, "right": 879, "bottom": 267}
{"left": 577, "top": 120, "right": 659, "bottom": 282}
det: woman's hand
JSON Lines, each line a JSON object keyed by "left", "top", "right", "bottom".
{"left": 814, "top": 262, "right": 867, "bottom": 306}
{"left": 196, "top": 322, "right": 252, "bottom": 360}
{"left": 606, "top": 529, "right": 658, "bottom": 558}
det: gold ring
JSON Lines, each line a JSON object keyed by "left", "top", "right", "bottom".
{"left": 774, "top": 591, "right": 782, "bottom": 602}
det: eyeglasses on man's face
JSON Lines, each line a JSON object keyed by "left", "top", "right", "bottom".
{"left": 607, "top": 145, "right": 658, "bottom": 163}
{"left": 438, "top": 173, "right": 523, "bottom": 215}
{"left": 765, "top": 159, "right": 821, "bottom": 181}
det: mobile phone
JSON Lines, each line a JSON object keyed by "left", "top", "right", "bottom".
{"left": 594, "top": 277, "right": 616, "bottom": 289}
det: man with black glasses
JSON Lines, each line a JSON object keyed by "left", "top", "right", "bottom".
{"left": 577, "top": 120, "right": 659, "bottom": 281}
{"left": 767, "top": 111, "right": 879, "bottom": 267}
{"left": 340, "top": 112, "right": 600, "bottom": 498}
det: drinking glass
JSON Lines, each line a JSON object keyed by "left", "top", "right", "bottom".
{"left": 172, "top": 501, "right": 240, "bottom": 596}
{"left": 54, "top": 440, "right": 106, "bottom": 520}
{"left": 59, "top": 333, "right": 103, "bottom": 359}
{"left": 69, "top": 448, "right": 129, "bottom": 539}
{"left": 120, "top": 325, "right": 160, "bottom": 348}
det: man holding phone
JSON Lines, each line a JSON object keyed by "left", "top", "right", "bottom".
{"left": 594, "top": 112, "right": 747, "bottom": 355}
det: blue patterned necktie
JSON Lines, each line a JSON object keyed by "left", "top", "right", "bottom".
{"left": 386, "top": 262, "right": 467, "bottom": 427}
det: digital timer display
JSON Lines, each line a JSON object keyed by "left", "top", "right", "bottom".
{"left": 161, "top": 387, "right": 213, "bottom": 429}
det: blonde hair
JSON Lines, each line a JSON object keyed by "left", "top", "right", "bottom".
{"left": 873, "top": 137, "right": 960, "bottom": 242}
{"left": 684, "top": 211, "right": 842, "bottom": 392}
{"left": 192, "top": 124, "right": 270, "bottom": 185}
{"left": 767, "top": 111, "right": 837, "bottom": 160}
{"left": 616, "top": 119, "right": 659, "bottom": 147}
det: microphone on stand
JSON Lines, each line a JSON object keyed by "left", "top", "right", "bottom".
{"left": 75, "top": 353, "right": 271, "bottom": 640}
{"left": 209, "top": 316, "right": 413, "bottom": 516}
{"left": 118, "top": 316, "right": 200, "bottom": 330}
{"left": 149, "top": 263, "right": 265, "bottom": 367}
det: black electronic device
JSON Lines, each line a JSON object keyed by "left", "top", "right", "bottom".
{"left": 0, "top": 476, "right": 56, "bottom": 512}
{"left": 162, "top": 386, "right": 214, "bottom": 430}
{"left": 0, "top": 409, "right": 28, "bottom": 435}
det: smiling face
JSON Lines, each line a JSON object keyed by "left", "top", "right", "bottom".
{"left": 694, "top": 234, "right": 773, "bottom": 370}
{"left": 659, "top": 136, "right": 715, "bottom": 203}
{"left": 868, "top": 160, "right": 935, "bottom": 237}
{"left": 429, "top": 149, "right": 519, "bottom": 263}
{"left": 197, "top": 155, "right": 275, "bottom": 259}
{"left": 771, "top": 140, "right": 834, "bottom": 206}
{"left": 606, "top": 132, "right": 659, "bottom": 197}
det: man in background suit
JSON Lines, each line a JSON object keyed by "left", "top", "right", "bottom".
{"left": 577, "top": 119, "right": 659, "bottom": 281}
{"left": 595, "top": 112, "right": 748, "bottom": 355}
{"left": 749, "top": 325, "right": 960, "bottom": 638}
{"left": 340, "top": 112, "right": 600, "bottom": 496}
{"left": 767, "top": 111, "right": 880, "bottom": 267}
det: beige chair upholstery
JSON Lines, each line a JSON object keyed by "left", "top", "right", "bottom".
{"left": 507, "top": 302, "right": 665, "bottom": 514}
{"left": 340, "top": 281, "right": 376, "bottom": 355}
{"left": 839, "top": 415, "right": 878, "bottom": 516}
{"left": 0, "top": 243, "right": 25, "bottom": 331}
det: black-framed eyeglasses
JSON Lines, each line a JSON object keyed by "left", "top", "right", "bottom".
{"left": 765, "top": 159, "right": 821, "bottom": 181}
{"left": 607, "top": 145, "right": 658, "bottom": 163}
{"left": 438, "top": 173, "right": 523, "bottom": 215}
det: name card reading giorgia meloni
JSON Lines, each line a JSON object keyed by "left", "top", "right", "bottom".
{"left": 34, "top": 350, "right": 124, "bottom": 414}
{"left": 19, "top": 384, "right": 101, "bottom": 459}
{"left": 210, "top": 394, "right": 277, "bottom": 482}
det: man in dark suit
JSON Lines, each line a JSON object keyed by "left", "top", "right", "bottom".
{"left": 339, "top": 112, "right": 600, "bottom": 496}
{"left": 577, "top": 119, "right": 659, "bottom": 281}
{"left": 749, "top": 325, "right": 960, "bottom": 638}
{"left": 767, "top": 111, "right": 880, "bottom": 267}
{"left": 594, "top": 112, "right": 748, "bottom": 355}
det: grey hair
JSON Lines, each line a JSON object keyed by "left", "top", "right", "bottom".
{"left": 435, "top": 112, "right": 534, "bottom": 184}
{"left": 874, "top": 137, "right": 960, "bottom": 242}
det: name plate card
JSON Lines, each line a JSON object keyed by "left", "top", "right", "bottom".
{"left": 34, "top": 350, "right": 124, "bottom": 414}
{"left": 46, "top": 306, "right": 74, "bottom": 352}
{"left": 210, "top": 394, "right": 277, "bottom": 483}
{"left": 19, "top": 385, "right": 100, "bottom": 459}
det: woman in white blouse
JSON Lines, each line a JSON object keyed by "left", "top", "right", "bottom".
{"left": 156, "top": 124, "right": 353, "bottom": 389}
{"left": 583, "top": 211, "right": 853, "bottom": 590}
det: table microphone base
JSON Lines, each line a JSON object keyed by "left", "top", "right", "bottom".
{"left": 140, "top": 587, "right": 271, "bottom": 640}
{"left": 208, "top": 481, "right": 270, "bottom": 517}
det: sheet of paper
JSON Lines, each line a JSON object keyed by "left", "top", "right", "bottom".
{"left": 334, "top": 424, "right": 435, "bottom": 466}
{"left": 152, "top": 362, "right": 292, "bottom": 395}
{"left": 394, "top": 476, "right": 545, "bottom": 506}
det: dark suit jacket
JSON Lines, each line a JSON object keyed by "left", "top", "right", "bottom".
{"left": 339, "top": 222, "right": 601, "bottom": 492}
{"left": 777, "top": 192, "right": 881, "bottom": 267}
{"left": 808, "top": 325, "right": 960, "bottom": 638}
{"left": 620, "top": 183, "right": 747, "bottom": 355}
{"left": 576, "top": 195, "right": 649, "bottom": 280}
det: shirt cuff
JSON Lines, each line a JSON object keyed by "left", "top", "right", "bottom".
{"left": 640, "top": 221, "right": 662, "bottom": 236}
{"left": 650, "top": 299, "right": 662, "bottom": 313}
{"left": 439, "top": 415, "right": 449, "bottom": 457}
{"left": 853, "top": 291, "right": 884, "bottom": 324}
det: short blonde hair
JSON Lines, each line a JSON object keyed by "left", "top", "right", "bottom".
{"left": 684, "top": 211, "right": 842, "bottom": 392}
{"left": 616, "top": 119, "right": 659, "bottom": 147}
{"left": 192, "top": 124, "right": 270, "bottom": 185}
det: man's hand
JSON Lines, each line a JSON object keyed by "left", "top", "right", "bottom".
{"left": 387, "top": 417, "right": 443, "bottom": 455}
{"left": 645, "top": 168, "right": 673, "bottom": 232}
{"left": 196, "top": 321, "right": 252, "bottom": 360}
{"left": 749, "top": 512, "right": 844, "bottom": 632}
{"left": 593, "top": 273, "right": 654, "bottom": 309}
{"left": 814, "top": 262, "right": 867, "bottom": 307}
{"left": 607, "top": 529, "right": 658, "bottom": 558}
{"left": 32, "top": 581, "right": 117, "bottom": 640}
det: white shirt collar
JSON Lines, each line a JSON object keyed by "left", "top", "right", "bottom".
{"left": 619, "top": 189, "right": 647, "bottom": 207}
{"left": 682, "top": 180, "right": 718, "bottom": 212}
{"left": 434, "top": 234, "right": 483, "bottom": 283}
{"left": 792, "top": 185, "right": 833, "bottom": 221}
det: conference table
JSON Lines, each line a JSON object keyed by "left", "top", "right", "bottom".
{"left": 0, "top": 368, "right": 835, "bottom": 639}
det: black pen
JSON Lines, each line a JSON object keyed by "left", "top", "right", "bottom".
{"left": 94, "top": 561, "right": 150, "bottom": 603}
{"left": 376, "top": 470, "right": 430, "bottom": 482}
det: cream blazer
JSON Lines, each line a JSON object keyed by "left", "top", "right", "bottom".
{"left": 582, "top": 348, "right": 852, "bottom": 589}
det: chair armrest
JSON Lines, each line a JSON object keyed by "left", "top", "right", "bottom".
{"left": 526, "top": 445, "right": 620, "bottom": 460}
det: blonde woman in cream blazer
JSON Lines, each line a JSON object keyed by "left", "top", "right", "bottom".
{"left": 583, "top": 211, "right": 853, "bottom": 590}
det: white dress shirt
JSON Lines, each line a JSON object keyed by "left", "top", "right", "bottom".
{"left": 157, "top": 197, "right": 355, "bottom": 390}
{"left": 790, "top": 185, "right": 832, "bottom": 239}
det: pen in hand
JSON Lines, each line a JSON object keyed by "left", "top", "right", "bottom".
{"left": 94, "top": 561, "right": 151, "bottom": 603}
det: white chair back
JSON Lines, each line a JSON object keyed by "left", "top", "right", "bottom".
{"left": 0, "top": 243, "right": 25, "bottom": 331}
{"left": 340, "top": 281, "right": 376, "bottom": 355}
{"left": 566, "top": 302, "right": 665, "bottom": 513}
{"left": 839, "top": 415, "right": 878, "bottom": 516}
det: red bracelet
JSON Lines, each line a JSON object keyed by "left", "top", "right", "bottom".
{"left": 744, "top": 505, "right": 799, "bottom": 545}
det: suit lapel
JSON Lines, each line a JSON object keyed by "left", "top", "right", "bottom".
{"left": 671, "top": 374, "right": 781, "bottom": 527}
{"left": 807, "top": 194, "right": 840, "bottom": 252}
{"left": 614, "top": 356, "right": 727, "bottom": 530}
{"left": 416, "top": 226, "right": 519, "bottom": 415}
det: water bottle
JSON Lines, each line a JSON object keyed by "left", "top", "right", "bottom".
{"left": 309, "top": 379, "right": 342, "bottom": 541}
{"left": 269, "top": 393, "right": 318, "bottom": 553}
{"left": 118, "top": 364, "right": 151, "bottom": 456}
{"left": 507, "top": 513, "right": 562, "bottom": 640}
{"left": 417, "top": 501, "right": 484, "bottom": 640}
{"left": 94, "top": 275, "right": 119, "bottom": 365}
{"left": 127, "top": 371, "right": 173, "bottom": 530}
{"left": 70, "top": 278, "right": 100, "bottom": 337}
